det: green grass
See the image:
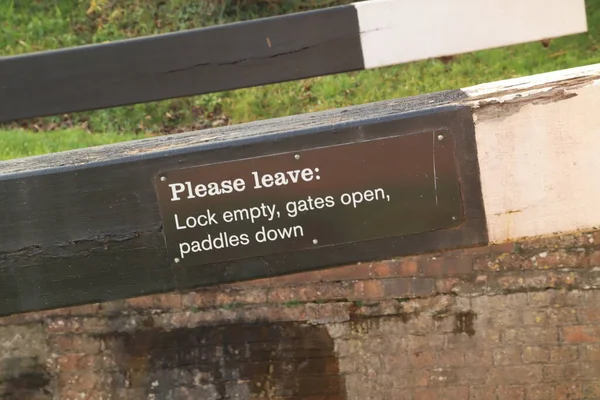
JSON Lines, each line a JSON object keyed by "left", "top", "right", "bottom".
{"left": 0, "top": 129, "right": 148, "bottom": 161}
{"left": 1, "top": 0, "right": 600, "bottom": 159}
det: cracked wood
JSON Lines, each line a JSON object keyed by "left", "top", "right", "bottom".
{"left": 0, "top": 102, "right": 485, "bottom": 316}
{"left": 0, "top": 6, "right": 363, "bottom": 122}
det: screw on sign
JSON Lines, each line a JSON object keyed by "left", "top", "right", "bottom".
{"left": 153, "top": 131, "right": 464, "bottom": 269}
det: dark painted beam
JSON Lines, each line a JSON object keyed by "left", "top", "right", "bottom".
{"left": 0, "top": 90, "right": 487, "bottom": 316}
{"left": 0, "top": 6, "right": 363, "bottom": 123}
{"left": 0, "top": 0, "right": 587, "bottom": 123}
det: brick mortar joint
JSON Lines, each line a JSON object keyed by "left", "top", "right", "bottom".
{"left": 2, "top": 278, "right": 599, "bottom": 329}
{"left": 2, "top": 242, "right": 600, "bottom": 325}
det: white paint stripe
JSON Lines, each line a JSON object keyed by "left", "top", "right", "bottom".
{"left": 463, "top": 63, "right": 600, "bottom": 243}
{"left": 353, "top": 0, "right": 587, "bottom": 70}
{"left": 464, "top": 64, "right": 600, "bottom": 99}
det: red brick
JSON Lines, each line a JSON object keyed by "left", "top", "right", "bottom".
{"left": 528, "top": 290, "right": 583, "bottom": 308}
{"left": 270, "top": 270, "right": 321, "bottom": 285}
{"left": 98, "top": 300, "right": 126, "bottom": 315}
{"left": 500, "top": 271, "right": 577, "bottom": 291}
{"left": 422, "top": 256, "right": 473, "bottom": 277}
{"left": 547, "top": 307, "right": 578, "bottom": 326}
{"left": 347, "top": 280, "right": 381, "bottom": 300}
{"left": 488, "top": 365, "right": 542, "bottom": 384}
{"left": 453, "top": 367, "right": 487, "bottom": 385}
{"left": 183, "top": 287, "right": 267, "bottom": 308}
{"left": 491, "top": 310, "right": 522, "bottom": 327}
{"left": 62, "top": 390, "right": 109, "bottom": 400}
{"left": 502, "top": 327, "right": 558, "bottom": 344}
{"left": 435, "top": 277, "right": 462, "bottom": 294}
{"left": 554, "top": 383, "right": 582, "bottom": 400}
{"left": 58, "top": 371, "right": 105, "bottom": 392}
{"left": 526, "top": 385, "right": 554, "bottom": 400}
{"left": 437, "top": 349, "right": 466, "bottom": 367}
{"left": 153, "top": 293, "right": 182, "bottom": 309}
{"left": 580, "top": 361, "right": 600, "bottom": 379}
{"left": 181, "top": 289, "right": 218, "bottom": 308}
{"left": 522, "top": 346, "right": 549, "bottom": 363}
{"left": 256, "top": 307, "right": 306, "bottom": 322}
{"left": 561, "top": 325, "right": 600, "bottom": 343}
{"left": 399, "top": 369, "right": 430, "bottom": 388}
{"left": 49, "top": 335, "right": 102, "bottom": 354}
{"left": 447, "top": 329, "right": 498, "bottom": 350}
{"left": 399, "top": 258, "right": 421, "bottom": 276}
{"left": 57, "top": 353, "right": 104, "bottom": 372}
{"left": 588, "top": 250, "right": 600, "bottom": 267}
{"left": 407, "top": 315, "right": 435, "bottom": 335}
{"left": 46, "top": 318, "right": 83, "bottom": 333}
{"left": 536, "top": 250, "right": 584, "bottom": 270}
{"left": 406, "top": 334, "right": 446, "bottom": 352}
{"left": 543, "top": 365, "right": 564, "bottom": 382}
{"left": 380, "top": 278, "right": 410, "bottom": 297}
{"left": 582, "top": 382, "right": 600, "bottom": 398}
{"left": 466, "top": 241, "right": 514, "bottom": 255}
{"left": 320, "top": 263, "right": 371, "bottom": 282}
{"left": 473, "top": 256, "right": 499, "bottom": 272}
{"left": 495, "top": 386, "right": 525, "bottom": 400}
{"left": 113, "top": 389, "right": 147, "bottom": 400}
{"left": 549, "top": 345, "right": 578, "bottom": 363}
{"left": 125, "top": 293, "right": 181, "bottom": 310}
{"left": 464, "top": 349, "right": 493, "bottom": 367}
{"left": 592, "top": 231, "right": 600, "bottom": 245}
{"left": 580, "top": 343, "right": 600, "bottom": 361}
{"left": 577, "top": 307, "right": 600, "bottom": 324}
{"left": 64, "top": 304, "right": 101, "bottom": 316}
{"left": 380, "top": 350, "right": 410, "bottom": 371}
{"left": 266, "top": 285, "right": 310, "bottom": 303}
{"left": 522, "top": 310, "right": 547, "bottom": 326}
{"left": 371, "top": 258, "right": 420, "bottom": 278}
{"left": 564, "top": 362, "right": 581, "bottom": 380}
{"left": 124, "top": 294, "right": 155, "bottom": 309}
{"left": 429, "top": 367, "right": 459, "bottom": 387}
{"left": 0, "top": 313, "right": 31, "bottom": 326}
{"left": 375, "top": 277, "right": 435, "bottom": 298}
{"left": 452, "top": 275, "right": 488, "bottom": 296}
{"left": 493, "top": 347, "right": 522, "bottom": 366}
{"left": 223, "top": 277, "right": 272, "bottom": 289}
{"left": 469, "top": 386, "right": 495, "bottom": 400}
{"left": 443, "top": 387, "right": 469, "bottom": 400}
{"left": 409, "top": 350, "right": 436, "bottom": 368}
{"left": 81, "top": 318, "right": 111, "bottom": 333}
{"left": 305, "top": 302, "right": 349, "bottom": 324}
{"left": 479, "top": 253, "right": 535, "bottom": 272}
{"left": 414, "top": 388, "right": 439, "bottom": 400}
{"left": 379, "top": 390, "right": 412, "bottom": 400}
{"left": 471, "top": 292, "right": 527, "bottom": 312}
{"left": 410, "top": 278, "right": 435, "bottom": 297}
{"left": 269, "top": 282, "right": 352, "bottom": 303}
{"left": 226, "top": 287, "right": 269, "bottom": 305}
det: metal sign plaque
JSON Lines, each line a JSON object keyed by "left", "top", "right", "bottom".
{"left": 155, "top": 130, "right": 463, "bottom": 267}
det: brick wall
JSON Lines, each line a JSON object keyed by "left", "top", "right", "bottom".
{"left": 2, "top": 231, "right": 600, "bottom": 399}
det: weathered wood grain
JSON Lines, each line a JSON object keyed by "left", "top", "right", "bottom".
{"left": 0, "top": 5, "right": 363, "bottom": 123}
{"left": 356, "top": 0, "right": 587, "bottom": 69}
{"left": 0, "top": 91, "right": 487, "bottom": 316}
{"left": 0, "top": 0, "right": 587, "bottom": 123}
{"left": 465, "top": 64, "right": 600, "bottom": 243}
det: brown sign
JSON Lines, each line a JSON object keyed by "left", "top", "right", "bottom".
{"left": 155, "top": 130, "right": 463, "bottom": 267}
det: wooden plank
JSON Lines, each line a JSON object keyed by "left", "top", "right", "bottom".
{"left": 0, "top": 90, "right": 487, "bottom": 316}
{"left": 2, "top": 62, "right": 600, "bottom": 316}
{"left": 463, "top": 64, "right": 600, "bottom": 243}
{"left": 0, "top": 0, "right": 587, "bottom": 122}
{"left": 356, "top": 0, "right": 587, "bottom": 69}
{"left": 0, "top": 5, "right": 364, "bottom": 123}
